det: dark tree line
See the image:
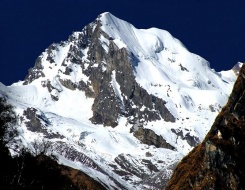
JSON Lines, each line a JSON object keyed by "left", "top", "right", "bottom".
{"left": 0, "top": 97, "right": 80, "bottom": 190}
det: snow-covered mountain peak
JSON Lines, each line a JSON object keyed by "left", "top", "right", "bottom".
{"left": 98, "top": 12, "right": 118, "bottom": 23}
{"left": 0, "top": 12, "right": 241, "bottom": 189}
{"left": 98, "top": 12, "right": 187, "bottom": 57}
{"left": 95, "top": 13, "right": 225, "bottom": 93}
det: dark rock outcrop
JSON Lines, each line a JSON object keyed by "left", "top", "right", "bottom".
{"left": 54, "top": 142, "right": 127, "bottom": 189}
{"left": 171, "top": 128, "right": 200, "bottom": 147}
{"left": 21, "top": 107, "right": 63, "bottom": 139}
{"left": 132, "top": 126, "right": 175, "bottom": 150}
{"left": 22, "top": 107, "right": 49, "bottom": 133}
{"left": 114, "top": 153, "right": 159, "bottom": 180}
{"left": 23, "top": 56, "right": 45, "bottom": 85}
{"left": 81, "top": 18, "right": 175, "bottom": 126}
{"left": 22, "top": 15, "right": 175, "bottom": 127}
{"left": 166, "top": 64, "right": 245, "bottom": 190}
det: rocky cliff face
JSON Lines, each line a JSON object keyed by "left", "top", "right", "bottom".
{"left": 166, "top": 64, "right": 245, "bottom": 190}
{"left": 0, "top": 12, "right": 240, "bottom": 189}
{"left": 24, "top": 16, "right": 175, "bottom": 128}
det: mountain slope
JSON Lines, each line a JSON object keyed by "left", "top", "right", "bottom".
{"left": 166, "top": 64, "right": 245, "bottom": 190}
{"left": 0, "top": 12, "right": 240, "bottom": 189}
{"left": 0, "top": 97, "right": 106, "bottom": 190}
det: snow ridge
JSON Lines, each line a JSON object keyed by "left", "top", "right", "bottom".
{"left": 0, "top": 12, "right": 241, "bottom": 189}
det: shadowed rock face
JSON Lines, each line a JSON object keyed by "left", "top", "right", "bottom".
{"left": 23, "top": 17, "right": 175, "bottom": 128}
{"left": 166, "top": 64, "right": 245, "bottom": 190}
{"left": 132, "top": 126, "right": 175, "bottom": 150}
{"left": 86, "top": 22, "right": 175, "bottom": 127}
{"left": 16, "top": 13, "right": 240, "bottom": 189}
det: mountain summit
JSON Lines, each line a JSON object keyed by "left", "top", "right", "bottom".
{"left": 0, "top": 12, "right": 240, "bottom": 189}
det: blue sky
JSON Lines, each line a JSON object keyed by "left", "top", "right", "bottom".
{"left": 1, "top": 0, "right": 245, "bottom": 85}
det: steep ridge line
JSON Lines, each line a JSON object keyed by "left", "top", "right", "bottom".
{"left": 0, "top": 12, "right": 241, "bottom": 189}
{"left": 166, "top": 63, "right": 245, "bottom": 190}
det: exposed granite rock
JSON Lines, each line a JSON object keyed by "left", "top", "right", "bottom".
{"left": 54, "top": 142, "right": 127, "bottom": 190}
{"left": 22, "top": 107, "right": 48, "bottom": 133}
{"left": 179, "top": 64, "right": 189, "bottom": 72}
{"left": 84, "top": 20, "right": 175, "bottom": 126}
{"left": 166, "top": 64, "right": 245, "bottom": 190}
{"left": 171, "top": 128, "right": 200, "bottom": 147}
{"left": 114, "top": 153, "right": 158, "bottom": 180}
{"left": 21, "top": 107, "right": 63, "bottom": 139}
{"left": 46, "top": 44, "right": 57, "bottom": 63}
{"left": 22, "top": 16, "right": 175, "bottom": 128}
{"left": 46, "top": 80, "right": 60, "bottom": 101}
{"left": 114, "top": 153, "right": 145, "bottom": 178}
{"left": 77, "top": 80, "right": 95, "bottom": 98}
{"left": 23, "top": 56, "right": 45, "bottom": 85}
{"left": 141, "top": 159, "right": 159, "bottom": 173}
{"left": 132, "top": 126, "right": 175, "bottom": 150}
{"left": 144, "top": 161, "right": 178, "bottom": 190}
{"left": 59, "top": 79, "right": 77, "bottom": 91}
{"left": 24, "top": 44, "right": 60, "bottom": 85}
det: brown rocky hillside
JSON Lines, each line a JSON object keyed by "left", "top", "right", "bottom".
{"left": 166, "top": 64, "right": 245, "bottom": 190}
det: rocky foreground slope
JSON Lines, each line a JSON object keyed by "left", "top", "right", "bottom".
{"left": 166, "top": 64, "right": 245, "bottom": 190}
{"left": 0, "top": 12, "right": 241, "bottom": 189}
